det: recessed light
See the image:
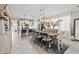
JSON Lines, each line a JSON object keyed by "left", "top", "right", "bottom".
{"left": 77, "top": 5, "right": 79, "bottom": 7}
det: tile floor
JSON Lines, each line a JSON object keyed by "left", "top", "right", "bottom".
{"left": 10, "top": 35, "right": 38, "bottom": 54}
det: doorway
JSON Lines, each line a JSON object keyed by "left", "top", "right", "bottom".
{"left": 73, "top": 18, "right": 79, "bottom": 40}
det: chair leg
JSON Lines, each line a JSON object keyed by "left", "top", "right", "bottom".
{"left": 46, "top": 41, "right": 49, "bottom": 52}
{"left": 40, "top": 40, "right": 43, "bottom": 48}
{"left": 46, "top": 46, "right": 48, "bottom": 52}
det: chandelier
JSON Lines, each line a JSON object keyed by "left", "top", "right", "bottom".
{"left": 39, "top": 8, "right": 48, "bottom": 20}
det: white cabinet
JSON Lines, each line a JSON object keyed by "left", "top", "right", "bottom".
{"left": 0, "top": 32, "right": 12, "bottom": 54}
{"left": 0, "top": 19, "right": 5, "bottom": 33}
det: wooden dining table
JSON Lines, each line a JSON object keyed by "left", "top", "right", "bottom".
{"left": 37, "top": 31, "right": 61, "bottom": 52}
{"left": 38, "top": 31, "right": 59, "bottom": 37}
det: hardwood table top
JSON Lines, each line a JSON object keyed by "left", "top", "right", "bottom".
{"left": 48, "top": 33, "right": 59, "bottom": 37}
{"left": 38, "top": 31, "right": 59, "bottom": 37}
{"left": 38, "top": 31, "right": 53, "bottom": 33}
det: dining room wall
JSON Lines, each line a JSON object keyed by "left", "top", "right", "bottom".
{"left": 71, "top": 10, "right": 79, "bottom": 35}
{"left": 48, "top": 11, "right": 72, "bottom": 45}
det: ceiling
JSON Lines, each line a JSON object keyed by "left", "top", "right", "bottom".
{"left": 7, "top": 4, "right": 79, "bottom": 19}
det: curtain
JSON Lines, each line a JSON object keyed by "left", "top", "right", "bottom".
{"left": 59, "top": 16, "right": 71, "bottom": 40}
{"left": 52, "top": 16, "right": 71, "bottom": 40}
{"left": 59, "top": 16, "right": 71, "bottom": 32}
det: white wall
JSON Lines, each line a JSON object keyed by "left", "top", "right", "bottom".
{"left": 71, "top": 10, "right": 79, "bottom": 19}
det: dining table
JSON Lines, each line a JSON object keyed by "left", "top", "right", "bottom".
{"left": 37, "top": 31, "right": 61, "bottom": 52}
{"left": 38, "top": 31, "right": 59, "bottom": 37}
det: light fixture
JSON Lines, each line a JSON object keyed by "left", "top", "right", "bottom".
{"left": 40, "top": 8, "right": 47, "bottom": 20}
